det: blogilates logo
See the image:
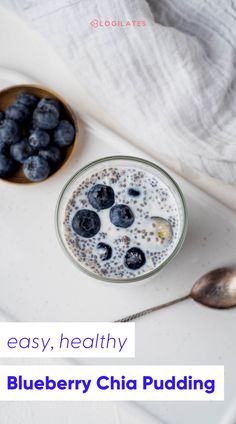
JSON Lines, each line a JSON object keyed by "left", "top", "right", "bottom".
{"left": 90, "top": 19, "right": 147, "bottom": 28}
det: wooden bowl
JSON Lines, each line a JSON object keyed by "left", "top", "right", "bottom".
{"left": 0, "top": 84, "right": 78, "bottom": 184}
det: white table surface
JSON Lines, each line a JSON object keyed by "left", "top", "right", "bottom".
{"left": 0, "top": 5, "right": 236, "bottom": 424}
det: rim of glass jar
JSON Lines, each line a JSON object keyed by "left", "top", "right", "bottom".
{"left": 55, "top": 155, "right": 188, "bottom": 284}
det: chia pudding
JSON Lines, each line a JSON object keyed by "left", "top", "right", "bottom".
{"left": 57, "top": 157, "right": 187, "bottom": 282}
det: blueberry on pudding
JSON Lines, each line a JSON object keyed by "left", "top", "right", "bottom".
{"left": 124, "top": 247, "right": 146, "bottom": 270}
{"left": 128, "top": 188, "right": 140, "bottom": 197}
{"left": 97, "top": 242, "right": 112, "bottom": 261}
{"left": 110, "top": 204, "right": 134, "bottom": 228}
{"left": 72, "top": 209, "right": 101, "bottom": 238}
{"left": 88, "top": 184, "right": 115, "bottom": 210}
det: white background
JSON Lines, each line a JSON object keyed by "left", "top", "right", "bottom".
{"left": 0, "top": 5, "right": 236, "bottom": 424}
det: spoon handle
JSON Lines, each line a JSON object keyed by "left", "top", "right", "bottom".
{"left": 115, "top": 294, "right": 191, "bottom": 322}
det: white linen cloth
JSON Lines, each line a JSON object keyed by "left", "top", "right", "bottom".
{"left": 2, "top": 0, "right": 236, "bottom": 184}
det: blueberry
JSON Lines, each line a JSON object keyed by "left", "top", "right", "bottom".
{"left": 0, "top": 140, "right": 8, "bottom": 155}
{"left": 23, "top": 156, "right": 50, "bottom": 182}
{"left": 128, "top": 188, "right": 140, "bottom": 197}
{"left": 54, "top": 120, "right": 75, "bottom": 147}
{"left": 0, "top": 111, "right": 4, "bottom": 121}
{"left": 72, "top": 209, "right": 101, "bottom": 238}
{"left": 0, "top": 154, "right": 16, "bottom": 177}
{"left": 88, "top": 184, "right": 115, "bottom": 210}
{"left": 5, "top": 102, "right": 30, "bottom": 123}
{"left": 16, "top": 92, "right": 38, "bottom": 109}
{"left": 38, "top": 98, "right": 61, "bottom": 114}
{"left": 110, "top": 204, "right": 134, "bottom": 228}
{"left": 39, "top": 146, "right": 62, "bottom": 164}
{"left": 33, "top": 103, "right": 59, "bottom": 130}
{"left": 0, "top": 119, "right": 20, "bottom": 144}
{"left": 10, "top": 139, "right": 33, "bottom": 164}
{"left": 29, "top": 129, "right": 50, "bottom": 149}
{"left": 97, "top": 242, "right": 112, "bottom": 261}
{"left": 124, "top": 247, "right": 146, "bottom": 270}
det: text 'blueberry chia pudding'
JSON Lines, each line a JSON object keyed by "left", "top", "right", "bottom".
{"left": 59, "top": 157, "right": 187, "bottom": 282}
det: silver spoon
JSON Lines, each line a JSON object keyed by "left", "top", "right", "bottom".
{"left": 116, "top": 268, "right": 236, "bottom": 322}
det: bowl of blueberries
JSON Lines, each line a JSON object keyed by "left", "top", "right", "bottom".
{"left": 0, "top": 85, "right": 77, "bottom": 183}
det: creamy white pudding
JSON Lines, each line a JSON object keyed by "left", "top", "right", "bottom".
{"left": 60, "top": 159, "right": 186, "bottom": 281}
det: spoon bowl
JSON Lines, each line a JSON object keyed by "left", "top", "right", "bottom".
{"left": 191, "top": 267, "right": 236, "bottom": 309}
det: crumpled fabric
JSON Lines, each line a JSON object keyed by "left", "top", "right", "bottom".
{"left": 2, "top": 0, "right": 236, "bottom": 183}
